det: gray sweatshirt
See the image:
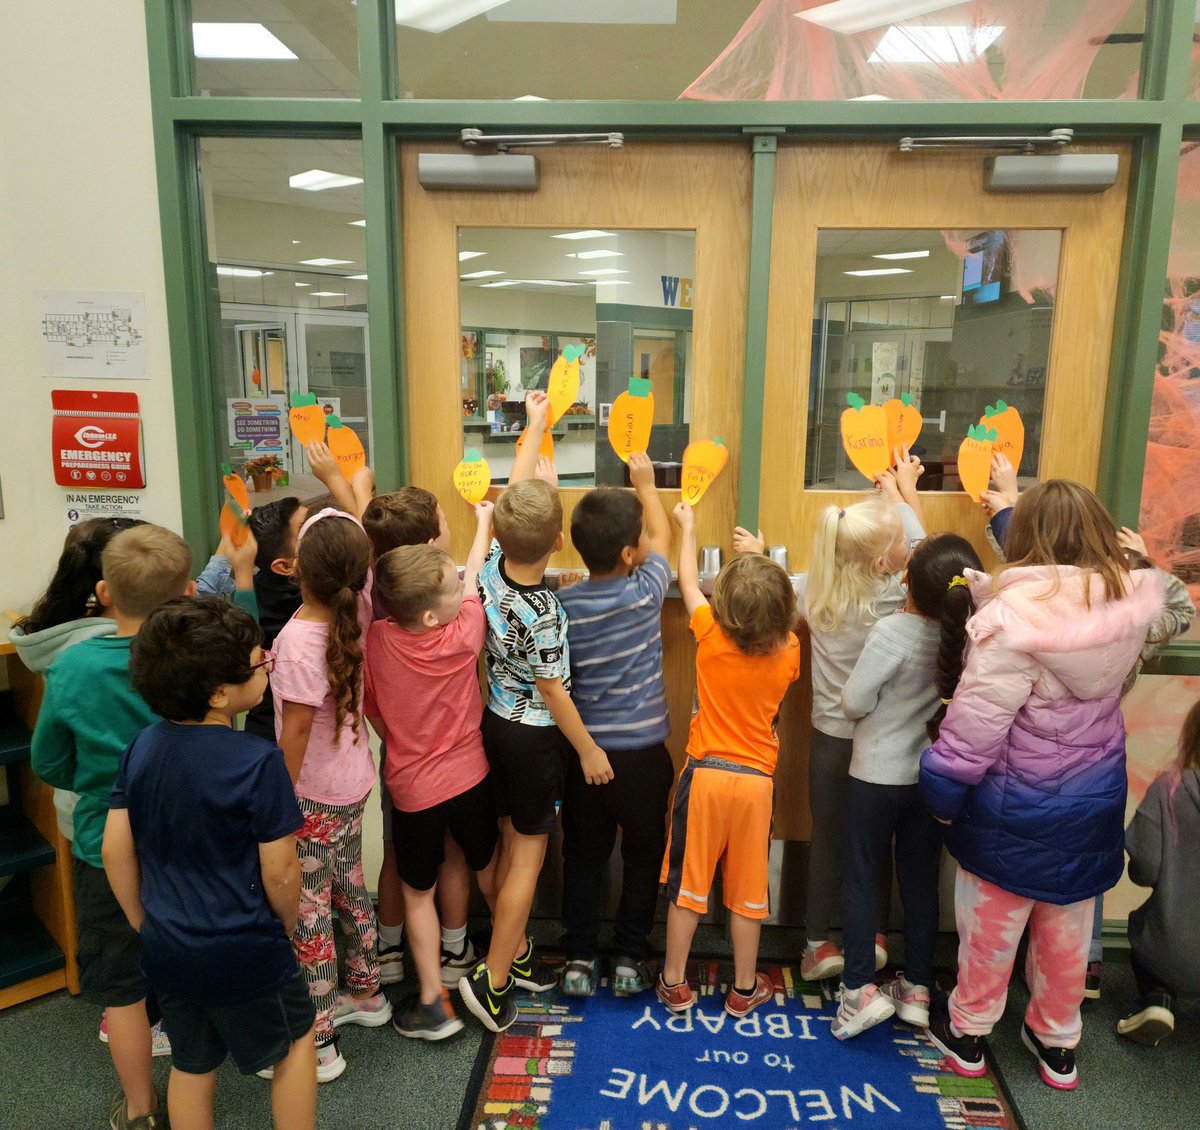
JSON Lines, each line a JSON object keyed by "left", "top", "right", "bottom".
{"left": 841, "top": 612, "right": 940, "bottom": 785}
{"left": 1126, "top": 769, "right": 1200, "bottom": 995}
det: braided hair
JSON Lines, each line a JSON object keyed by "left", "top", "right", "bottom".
{"left": 906, "top": 534, "right": 983, "bottom": 742}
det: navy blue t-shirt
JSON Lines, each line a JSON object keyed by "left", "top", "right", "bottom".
{"left": 110, "top": 721, "right": 303, "bottom": 1004}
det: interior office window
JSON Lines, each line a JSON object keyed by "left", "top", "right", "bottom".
{"left": 191, "top": 1, "right": 358, "bottom": 98}
{"left": 199, "top": 137, "right": 371, "bottom": 496}
{"left": 459, "top": 227, "right": 694, "bottom": 487}
{"left": 806, "top": 228, "right": 1061, "bottom": 492}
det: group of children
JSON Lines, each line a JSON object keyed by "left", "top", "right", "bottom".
{"left": 11, "top": 396, "right": 1198, "bottom": 1126}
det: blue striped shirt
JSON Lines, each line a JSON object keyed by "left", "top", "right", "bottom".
{"left": 557, "top": 553, "right": 671, "bottom": 750}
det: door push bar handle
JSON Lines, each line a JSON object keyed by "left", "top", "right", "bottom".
{"left": 922, "top": 410, "right": 947, "bottom": 433}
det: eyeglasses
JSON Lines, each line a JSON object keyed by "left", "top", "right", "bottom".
{"left": 250, "top": 652, "right": 275, "bottom": 675}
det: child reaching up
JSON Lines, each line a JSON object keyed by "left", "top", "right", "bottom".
{"left": 657, "top": 502, "right": 800, "bottom": 1018}
{"left": 1117, "top": 699, "right": 1200, "bottom": 1047}
{"left": 365, "top": 499, "right": 499, "bottom": 1041}
{"left": 833, "top": 534, "right": 982, "bottom": 1040}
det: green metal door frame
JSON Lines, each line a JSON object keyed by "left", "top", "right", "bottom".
{"left": 147, "top": 0, "right": 1200, "bottom": 669}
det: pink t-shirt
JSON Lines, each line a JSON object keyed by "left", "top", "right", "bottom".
{"left": 364, "top": 595, "right": 488, "bottom": 813}
{"left": 272, "top": 591, "right": 377, "bottom": 808}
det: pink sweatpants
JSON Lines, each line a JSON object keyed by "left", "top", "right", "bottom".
{"left": 950, "top": 867, "right": 1094, "bottom": 1049}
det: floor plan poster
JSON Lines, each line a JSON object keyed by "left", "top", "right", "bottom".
{"left": 38, "top": 290, "right": 148, "bottom": 378}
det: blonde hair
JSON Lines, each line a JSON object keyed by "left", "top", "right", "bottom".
{"left": 711, "top": 554, "right": 795, "bottom": 656}
{"left": 805, "top": 500, "right": 902, "bottom": 633}
{"left": 376, "top": 544, "right": 453, "bottom": 624}
{"left": 100, "top": 525, "right": 192, "bottom": 618}
{"left": 494, "top": 479, "right": 562, "bottom": 564}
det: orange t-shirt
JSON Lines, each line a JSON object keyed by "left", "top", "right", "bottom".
{"left": 686, "top": 604, "right": 801, "bottom": 776}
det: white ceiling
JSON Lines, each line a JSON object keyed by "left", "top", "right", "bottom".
{"left": 200, "top": 137, "right": 364, "bottom": 216}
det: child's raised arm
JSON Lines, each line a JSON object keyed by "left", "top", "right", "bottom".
{"left": 510, "top": 391, "right": 550, "bottom": 485}
{"left": 673, "top": 501, "right": 708, "bottom": 616}
{"left": 732, "top": 526, "right": 766, "bottom": 555}
{"left": 462, "top": 499, "right": 494, "bottom": 593}
{"left": 305, "top": 440, "right": 369, "bottom": 518}
{"left": 629, "top": 452, "right": 671, "bottom": 558}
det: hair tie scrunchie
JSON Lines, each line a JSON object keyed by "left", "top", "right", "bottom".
{"left": 941, "top": 697, "right": 954, "bottom": 705}
{"left": 837, "top": 509, "right": 846, "bottom": 520}
{"left": 947, "top": 575, "right": 969, "bottom": 591}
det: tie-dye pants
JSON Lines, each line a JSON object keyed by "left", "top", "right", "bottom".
{"left": 950, "top": 866, "right": 1094, "bottom": 1049}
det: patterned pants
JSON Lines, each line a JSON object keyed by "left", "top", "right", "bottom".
{"left": 294, "top": 796, "right": 380, "bottom": 1046}
{"left": 950, "top": 866, "right": 1094, "bottom": 1049}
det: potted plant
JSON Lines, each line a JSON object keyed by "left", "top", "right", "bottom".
{"left": 244, "top": 453, "right": 284, "bottom": 493}
{"left": 486, "top": 358, "right": 509, "bottom": 398}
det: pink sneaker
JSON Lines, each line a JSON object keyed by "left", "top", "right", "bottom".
{"left": 331, "top": 990, "right": 393, "bottom": 1029}
{"left": 800, "top": 941, "right": 844, "bottom": 982}
{"left": 880, "top": 975, "right": 931, "bottom": 1028}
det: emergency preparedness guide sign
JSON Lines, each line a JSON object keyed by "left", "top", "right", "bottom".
{"left": 51, "top": 389, "right": 146, "bottom": 488}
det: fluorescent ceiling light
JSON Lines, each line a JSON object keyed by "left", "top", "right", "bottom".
{"left": 309, "top": 291, "right": 346, "bottom": 297}
{"left": 873, "top": 250, "right": 929, "bottom": 260}
{"left": 461, "top": 270, "right": 505, "bottom": 279}
{"left": 349, "top": 219, "right": 367, "bottom": 227}
{"left": 289, "top": 169, "right": 364, "bottom": 191}
{"left": 295, "top": 283, "right": 310, "bottom": 287}
{"left": 844, "top": 268, "right": 913, "bottom": 276}
{"left": 300, "top": 257, "right": 353, "bottom": 266}
{"left": 553, "top": 230, "right": 616, "bottom": 241}
{"left": 578, "top": 268, "right": 628, "bottom": 276}
{"left": 940, "top": 294, "right": 957, "bottom": 300}
{"left": 795, "top": 0, "right": 964, "bottom": 36}
{"left": 395, "top": 0, "right": 513, "bottom": 34}
{"left": 513, "top": 95, "right": 547, "bottom": 101}
{"left": 869, "top": 25, "right": 1004, "bottom": 65}
{"left": 488, "top": 1, "right": 677, "bottom": 24}
{"left": 192, "top": 22, "right": 298, "bottom": 59}
{"left": 479, "top": 280, "right": 521, "bottom": 288}
{"left": 566, "top": 249, "right": 623, "bottom": 260}
{"left": 216, "top": 266, "right": 273, "bottom": 277}
{"left": 593, "top": 280, "right": 631, "bottom": 286}
{"left": 520, "top": 279, "right": 583, "bottom": 287}
{"left": 458, "top": 250, "right": 486, "bottom": 261}
{"left": 346, "top": 274, "right": 369, "bottom": 280}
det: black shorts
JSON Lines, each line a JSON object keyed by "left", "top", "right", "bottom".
{"left": 481, "top": 710, "right": 570, "bottom": 836}
{"left": 74, "top": 858, "right": 156, "bottom": 1015}
{"left": 392, "top": 775, "right": 499, "bottom": 891}
{"left": 157, "top": 967, "right": 316, "bottom": 1075}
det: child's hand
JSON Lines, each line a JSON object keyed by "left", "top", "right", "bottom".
{"left": 893, "top": 448, "right": 924, "bottom": 493}
{"left": 227, "top": 526, "right": 258, "bottom": 588}
{"left": 556, "top": 570, "right": 585, "bottom": 589}
{"left": 534, "top": 455, "right": 558, "bottom": 488}
{"left": 304, "top": 441, "right": 339, "bottom": 485}
{"left": 474, "top": 499, "right": 494, "bottom": 525}
{"left": 628, "top": 451, "right": 656, "bottom": 492}
{"left": 874, "top": 468, "right": 902, "bottom": 502}
{"left": 1118, "top": 526, "right": 1148, "bottom": 557}
{"left": 989, "top": 453, "right": 1018, "bottom": 507}
{"left": 733, "top": 527, "right": 765, "bottom": 555}
{"left": 980, "top": 490, "right": 1011, "bottom": 518}
{"left": 525, "top": 390, "right": 550, "bottom": 429}
{"left": 673, "top": 501, "right": 695, "bottom": 532}
{"left": 580, "top": 745, "right": 614, "bottom": 786}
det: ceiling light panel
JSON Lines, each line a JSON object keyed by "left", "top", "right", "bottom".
{"left": 461, "top": 270, "right": 505, "bottom": 279}
{"left": 395, "top": 0, "right": 513, "bottom": 34}
{"left": 872, "top": 250, "right": 929, "bottom": 260}
{"left": 289, "top": 169, "right": 364, "bottom": 191}
{"left": 346, "top": 274, "right": 369, "bottom": 280}
{"left": 552, "top": 230, "right": 617, "bottom": 241}
{"left": 309, "top": 291, "right": 346, "bottom": 297}
{"left": 458, "top": 251, "right": 487, "bottom": 261}
{"left": 192, "top": 23, "right": 298, "bottom": 60}
{"left": 868, "top": 25, "right": 1004, "bottom": 66}
{"left": 487, "top": 1, "right": 677, "bottom": 23}
{"left": 795, "top": 0, "right": 964, "bottom": 36}
{"left": 577, "top": 269, "right": 628, "bottom": 276}
{"left": 216, "top": 266, "right": 273, "bottom": 277}
{"left": 349, "top": 220, "right": 367, "bottom": 227}
{"left": 566, "top": 250, "right": 623, "bottom": 260}
{"left": 844, "top": 268, "right": 913, "bottom": 276}
{"left": 299, "top": 258, "right": 353, "bottom": 267}
{"left": 479, "top": 280, "right": 521, "bottom": 288}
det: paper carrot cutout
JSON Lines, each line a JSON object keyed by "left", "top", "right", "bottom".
{"left": 515, "top": 423, "right": 555, "bottom": 462}
{"left": 453, "top": 448, "right": 492, "bottom": 505}
{"left": 884, "top": 393, "right": 923, "bottom": 466}
{"left": 681, "top": 438, "right": 729, "bottom": 506}
{"left": 840, "top": 393, "right": 891, "bottom": 483}
{"left": 289, "top": 391, "right": 326, "bottom": 446}
{"left": 220, "top": 465, "right": 251, "bottom": 548}
{"left": 547, "top": 348, "right": 582, "bottom": 427}
{"left": 958, "top": 423, "right": 997, "bottom": 502}
{"left": 607, "top": 377, "right": 654, "bottom": 464}
{"left": 325, "top": 414, "right": 366, "bottom": 480}
{"left": 981, "top": 400, "right": 1024, "bottom": 472}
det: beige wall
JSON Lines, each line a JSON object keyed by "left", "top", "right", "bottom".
{"left": 0, "top": 1, "right": 180, "bottom": 617}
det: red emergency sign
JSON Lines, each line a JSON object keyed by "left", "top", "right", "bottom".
{"left": 51, "top": 390, "right": 146, "bottom": 489}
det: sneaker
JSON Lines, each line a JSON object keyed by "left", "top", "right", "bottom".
{"left": 1117, "top": 990, "right": 1175, "bottom": 1047}
{"left": 459, "top": 961, "right": 517, "bottom": 1033}
{"left": 108, "top": 1091, "right": 167, "bottom": 1130}
{"left": 331, "top": 990, "right": 393, "bottom": 1029}
{"left": 655, "top": 973, "right": 695, "bottom": 1013}
{"left": 394, "top": 989, "right": 465, "bottom": 1041}
{"left": 562, "top": 958, "right": 598, "bottom": 997}
{"left": 800, "top": 941, "right": 844, "bottom": 982}
{"left": 440, "top": 939, "right": 477, "bottom": 987}
{"left": 880, "top": 975, "right": 931, "bottom": 1028}
{"left": 100, "top": 1018, "right": 172, "bottom": 1058}
{"left": 875, "top": 933, "right": 889, "bottom": 971}
{"left": 1020, "top": 1023, "right": 1078, "bottom": 1090}
{"left": 1084, "top": 960, "right": 1102, "bottom": 1000}
{"left": 316, "top": 1039, "right": 347, "bottom": 1084}
{"left": 725, "top": 971, "right": 774, "bottom": 1018}
{"left": 831, "top": 983, "right": 896, "bottom": 1040}
{"left": 928, "top": 1014, "right": 986, "bottom": 1078}
{"left": 378, "top": 944, "right": 405, "bottom": 986}
{"left": 613, "top": 957, "right": 653, "bottom": 997}
{"left": 511, "top": 939, "right": 558, "bottom": 992}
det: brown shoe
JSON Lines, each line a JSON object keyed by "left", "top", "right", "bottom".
{"left": 725, "top": 971, "right": 774, "bottom": 1018}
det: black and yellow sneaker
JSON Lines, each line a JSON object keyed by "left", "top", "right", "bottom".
{"left": 458, "top": 961, "right": 517, "bottom": 1033}
{"left": 511, "top": 939, "right": 558, "bottom": 993}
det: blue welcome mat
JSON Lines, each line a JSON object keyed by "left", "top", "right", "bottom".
{"left": 459, "top": 961, "right": 1022, "bottom": 1130}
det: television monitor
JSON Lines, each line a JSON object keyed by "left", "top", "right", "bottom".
{"left": 961, "top": 230, "right": 1008, "bottom": 306}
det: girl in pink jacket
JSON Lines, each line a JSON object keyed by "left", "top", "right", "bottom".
{"left": 920, "top": 481, "right": 1164, "bottom": 1091}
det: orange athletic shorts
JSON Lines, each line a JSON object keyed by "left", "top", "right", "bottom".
{"left": 659, "top": 756, "right": 773, "bottom": 920}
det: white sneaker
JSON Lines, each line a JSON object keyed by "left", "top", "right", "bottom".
{"left": 440, "top": 939, "right": 477, "bottom": 987}
{"left": 331, "top": 991, "right": 393, "bottom": 1029}
{"left": 378, "top": 945, "right": 405, "bottom": 986}
{"left": 831, "top": 983, "right": 896, "bottom": 1041}
{"left": 316, "top": 1040, "right": 347, "bottom": 1084}
{"left": 880, "top": 975, "right": 931, "bottom": 1028}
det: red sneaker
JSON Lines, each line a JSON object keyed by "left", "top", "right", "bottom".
{"left": 655, "top": 973, "right": 694, "bottom": 1013}
{"left": 800, "top": 941, "right": 844, "bottom": 982}
{"left": 725, "top": 971, "right": 774, "bottom": 1018}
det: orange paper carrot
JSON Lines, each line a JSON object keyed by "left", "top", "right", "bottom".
{"left": 515, "top": 424, "right": 555, "bottom": 462}
{"left": 958, "top": 423, "right": 997, "bottom": 502}
{"left": 289, "top": 391, "right": 326, "bottom": 446}
{"left": 325, "top": 414, "right": 366, "bottom": 481}
{"left": 607, "top": 377, "right": 654, "bottom": 463}
{"left": 883, "top": 393, "right": 923, "bottom": 465}
{"left": 681, "top": 438, "right": 729, "bottom": 506}
{"left": 547, "top": 346, "right": 583, "bottom": 427}
{"left": 981, "top": 400, "right": 1024, "bottom": 472}
{"left": 220, "top": 465, "right": 251, "bottom": 547}
{"left": 840, "top": 393, "right": 891, "bottom": 483}
{"left": 453, "top": 448, "right": 492, "bottom": 504}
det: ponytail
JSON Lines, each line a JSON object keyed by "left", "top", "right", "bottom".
{"left": 805, "top": 500, "right": 901, "bottom": 633}
{"left": 326, "top": 584, "right": 365, "bottom": 739}
{"left": 927, "top": 583, "right": 974, "bottom": 742}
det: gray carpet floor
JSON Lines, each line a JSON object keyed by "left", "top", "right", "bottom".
{"left": 2, "top": 925, "right": 1196, "bottom": 1130}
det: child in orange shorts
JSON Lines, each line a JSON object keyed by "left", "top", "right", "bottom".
{"left": 657, "top": 502, "right": 800, "bottom": 1018}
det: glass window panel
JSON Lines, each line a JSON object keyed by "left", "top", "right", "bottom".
{"left": 459, "top": 227, "right": 695, "bottom": 487}
{"left": 199, "top": 137, "right": 370, "bottom": 494}
{"left": 190, "top": 0, "right": 358, "bottom": 98}
{"left": 806, "top": 228, "right": 1061, "bottom": 492}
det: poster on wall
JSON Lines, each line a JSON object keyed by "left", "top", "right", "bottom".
{"left": 38, "top": 290, "right": 148, "bottom": 379}
{"left": 228, "top": 397, "right": 287, "bottom": 462}
{"left": 63, "top": 491, "right": 146, "bottom": 533}
{"left": 51, "top": 389, "right": 145, "bottom": 488}
{"left": 870, "top": 341, "right": 898, "bottom": 404}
